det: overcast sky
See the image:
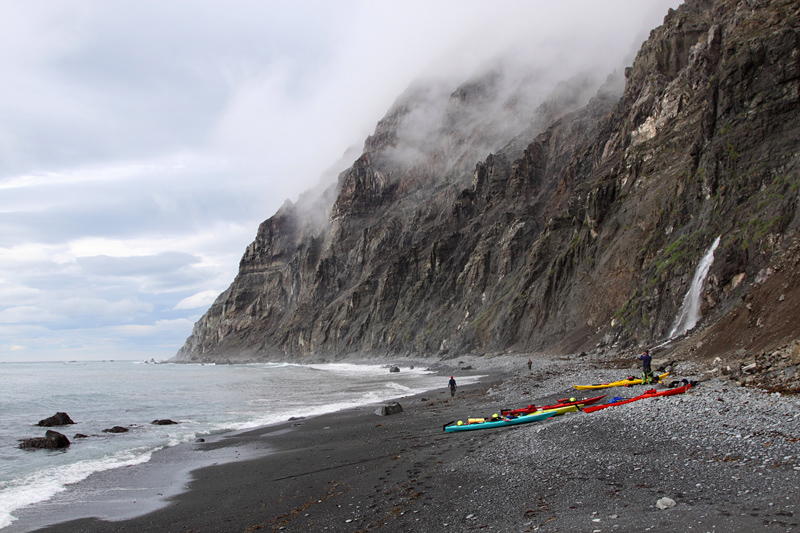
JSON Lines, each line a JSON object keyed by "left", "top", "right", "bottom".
{"left": 0, "top": 0, "right": 682, "bottom": 362}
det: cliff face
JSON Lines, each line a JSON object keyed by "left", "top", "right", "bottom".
{"left": 177, "top": 0, "right": 800, "bottom": 366}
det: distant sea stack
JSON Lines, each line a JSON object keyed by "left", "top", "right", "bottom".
{"left": 175, "top": 0, "right": 800, "bottom": 364}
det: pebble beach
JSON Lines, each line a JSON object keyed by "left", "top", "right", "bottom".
{"left": 17, "top": 353, "right": 800, "bottom": 532}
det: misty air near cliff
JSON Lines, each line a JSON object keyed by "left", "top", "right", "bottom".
{"left": 0, "top": 0, "right": 681, "bottom": 362}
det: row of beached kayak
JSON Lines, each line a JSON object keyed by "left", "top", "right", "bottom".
{"left": 443, "top": 375, "right": 691, "bottom": 433}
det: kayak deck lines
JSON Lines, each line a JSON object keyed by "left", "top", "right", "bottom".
{"left": 501, "top": 394, "right": 606, "bottom": 416}
{"left": 573, "top": 372, "right": 670, "bottom": 390}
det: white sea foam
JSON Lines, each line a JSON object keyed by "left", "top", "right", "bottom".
{"left": 384, "top": 382, "right": 414, "bottom": 392}
{"left": 0, "top": 360, "right": 475, "bottom": 530}
{"left": 0, "top": 449, "right": 154, "bottom": 529}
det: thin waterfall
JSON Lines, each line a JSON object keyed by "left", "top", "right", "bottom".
{"left": 666, "top": 235, "right": 721, "bottom": 340}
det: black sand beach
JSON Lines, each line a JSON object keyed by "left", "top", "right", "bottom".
{"left": 23, "top": 377, "right": 502, "bottom": 533}
{"left": 14, "top": 356, "right": 800, "bottom": 532}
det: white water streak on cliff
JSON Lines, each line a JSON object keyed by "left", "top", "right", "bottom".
{"left": 667, "top": 235, "right": 721, "bottom": 340}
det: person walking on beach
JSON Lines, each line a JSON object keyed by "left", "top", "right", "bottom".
{"left": 527, "top": 358, "right": 532, "bottom": 371}
{"left": 638, "top": 349, "right": 655, "bottom": 385}
{"left": 448, "top": 376, "right": 457, "bottom": 397}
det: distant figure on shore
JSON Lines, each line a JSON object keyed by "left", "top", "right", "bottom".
{"left": 527, "top": 358, "right": 532, "bottom": 371}
{"left": 638, "top": 349, "right": 655, "bottom": 384}
{"left": 448, "top": 376, "right": 457, "bottom": 397}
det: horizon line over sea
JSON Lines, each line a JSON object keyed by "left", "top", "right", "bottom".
{"left": 0, "top": 359, "right": 482, "bottom": 531}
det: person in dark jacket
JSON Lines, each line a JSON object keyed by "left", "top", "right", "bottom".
{"left": 448, "top": 376, "right": 457, "bottom": 397}
{"left": 638, "top": 349, "right": 655, "bottom": 384}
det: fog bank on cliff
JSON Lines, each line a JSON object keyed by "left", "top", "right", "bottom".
{"left": 178, "top": 0, "right": 800, "bottom": 364}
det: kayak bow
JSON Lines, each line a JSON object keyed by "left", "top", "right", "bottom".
{"left": 581, "top": 383, "right": 691, "bottom": 413}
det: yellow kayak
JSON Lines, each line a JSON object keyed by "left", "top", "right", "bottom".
{"left": 573, "top": 373, "right": 669, "bottom": 390}
{"left": 539, "top": 404, "right": 579, "bottom": 416}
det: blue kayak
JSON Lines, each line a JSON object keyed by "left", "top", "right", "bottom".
{"left": 444, "top": 410, "right": 556, "bottom": 432}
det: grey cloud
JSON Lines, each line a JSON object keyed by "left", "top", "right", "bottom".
{"left": 0, "top": 1, "right": 344, "bottom": 176}
{"left": 76, "top": 252, "right": 200, "bottom": 277}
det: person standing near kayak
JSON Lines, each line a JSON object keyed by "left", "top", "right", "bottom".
{"left": 448, "top": 376, "right": 457, "bottom": 397}
{"left": 638, "top": 349, "right": 655, "bottom": 384}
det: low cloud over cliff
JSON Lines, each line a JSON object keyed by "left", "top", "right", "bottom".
{"left": 0, "top": 0, "right": 681, "bottom": 361}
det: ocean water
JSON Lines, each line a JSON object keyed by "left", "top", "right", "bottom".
{"left": 0, "top": 360, "right": 469, "bottom": 530}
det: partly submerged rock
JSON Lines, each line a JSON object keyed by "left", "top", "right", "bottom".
{"left": 19, "top": 430, "right": 71, "bottom": 450}
{"left": 102, "top": 426, "right": 129, "bottom": 433}
{"left": 37, "top": 412, "right": 75, "bottom": 427}
{"left": 151, "top": 419, "right": 178, "bottom": 425}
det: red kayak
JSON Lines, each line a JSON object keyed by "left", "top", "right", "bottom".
{"left": 582, "top": 384, "right": 691, "bottom": 413}
{"left": 501, "top": 394, "right": 606, "bottom": 416}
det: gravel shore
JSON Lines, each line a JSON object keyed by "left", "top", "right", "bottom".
{"left": 19, "top": 353, "right": 800, "bottom": 532}
{"left": 455, "top": 355, "right": 800, "bottom": 532}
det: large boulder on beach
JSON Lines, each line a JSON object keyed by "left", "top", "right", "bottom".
{"left": 19, "top": 430, "right": 71, "bottom": 450}
{"left": 374, "top": 402, "right": 403, "bottom": 416}
{"left": 389, "top": 366, "right": 400, "bottom": 373}
{"left": 37, "top": 412, "right": 75, "bottom": 427}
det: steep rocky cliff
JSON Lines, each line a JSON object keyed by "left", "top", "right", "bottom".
{"left": 176, "top": 0, "right": 800, "bottom": 368}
